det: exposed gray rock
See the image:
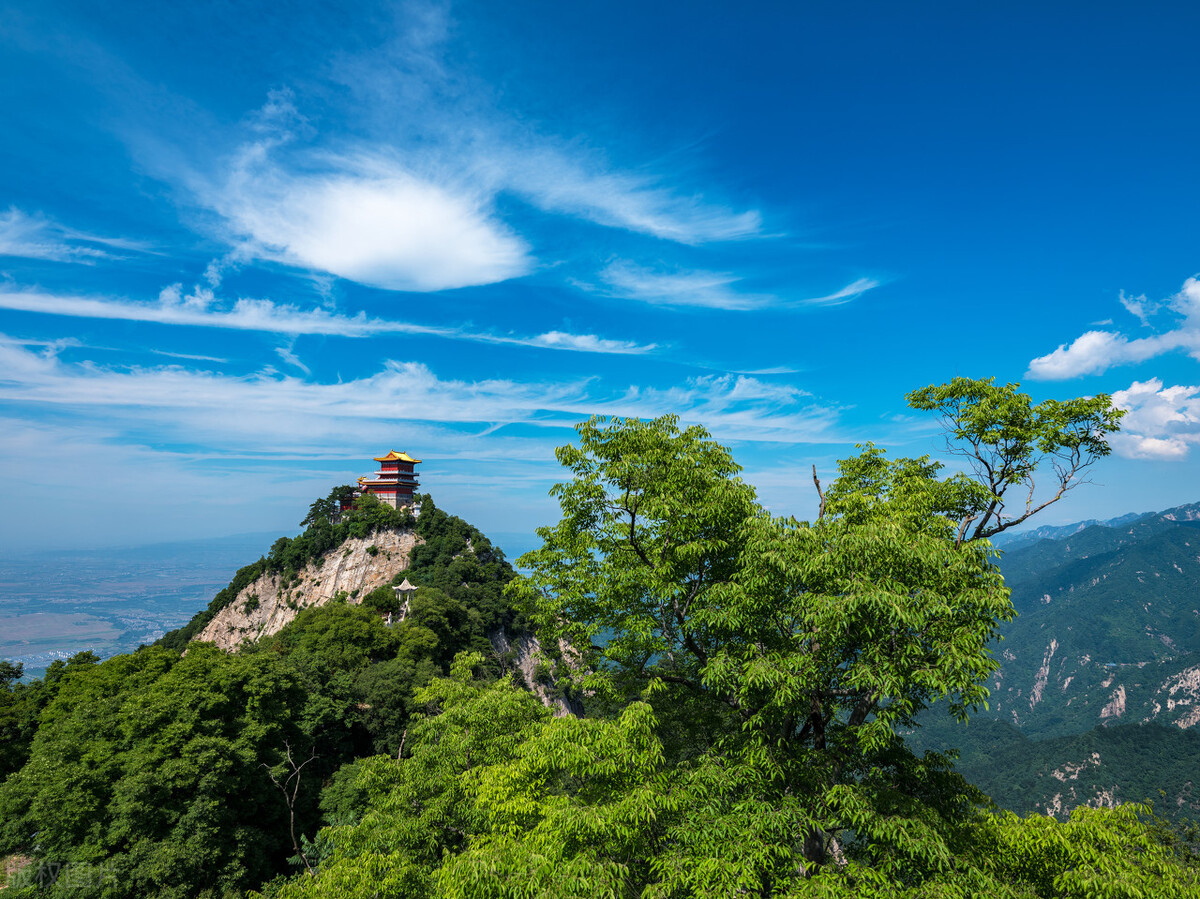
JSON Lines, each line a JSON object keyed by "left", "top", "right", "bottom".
{"left": 490, "top": 627, "right": 584, "bottom": 717}
{"left": 194, "top": 529, "right": 421, "bottom": 651}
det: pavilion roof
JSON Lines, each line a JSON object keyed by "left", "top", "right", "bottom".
{"left": 373, "top": 450, "right": 421, "bottom": 463}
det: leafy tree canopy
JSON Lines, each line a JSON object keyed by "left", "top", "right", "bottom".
{"left": 905, "top": 377, "right": 1124, "bottom": 543}
{"left": 262, "top": 660, "right": 1200, "bottom": 898}
{"left": 255, "top": 377, "right": 1193, "bottom": 898}
{"left": 1, "top": 490, "right": 526, "bottom": 897}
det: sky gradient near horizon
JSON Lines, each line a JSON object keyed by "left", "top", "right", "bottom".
{"left": 3, "top": 0, "right": 1200, "bottom": 552}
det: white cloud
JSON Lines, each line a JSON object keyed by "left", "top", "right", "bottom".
{"left": 157, "top": 4, "right": 766, "bottom": 292}
{"left": 599, "top": 375, "right": 834, "bottom": 443}
{"left": 0, "top": 286, "right": 654, "bottom": 355}
{"left": 1119, "top": 290, "right": 1154, "bottom": 326}
{"left": 526, "top": 331, "right": 655, "bottom": 354}
{"left": 206, "top": 134, "right": 765, "bottom": 292}
{"left": 500, "top": 153, "right": 762, "bottom": 244}
{"left": 1109, "top": 378, "right": 1200, "bottom": 460}
{"left": 0, "top": 285, "right": 426, "bottom": 336}
{"left": 149, "top": 349, "right": 230, "bottom": 363}
{"left": 1027, "top": 276, "right": 1200, "bottom": 380}
{"left": 0, "top": 208, "right": 143, "bottom": 264}
{"left": 215, "top": 151, "right": 533, "bottom": 291}
{"left": 0, "top": 337, "right": 839, "bottom": 452}
{"left": 801, "top": 277, "right": 880, "bottom": 307}
{"left": 600, "top": 261, "right": 771, "bottom": 310}
{"left": 0, "top": 332, "right": 841, "bottom": 547}
{"left": 727, "top": 366, "right": 803, "bottom": 375}
{"left": 330, "top": 7, "right": 765, "bottom": 248}
{"left": 1026, "top": 331, "right": 1143, "bottom": 379}
{"left": 274, "top": 343, "right": 311, "bottom": 375}
{"left": 598, "top": 261, "right": 877, "bottom": 311}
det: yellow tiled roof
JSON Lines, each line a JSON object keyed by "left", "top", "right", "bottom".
{"left": 373, "top": 450, "right": 421, "bottom": 463}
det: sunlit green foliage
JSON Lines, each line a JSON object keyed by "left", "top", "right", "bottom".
{"left": 0, "top": 654, "right": 98, "bottom": 785}
{"left": 258, "top": 656, "right": 551, "bottom": 899}
{"left": 1, "top": 490, "right": 523, "bottom": 897}
{"left": 258, "top": 662, "right": 1200, "bottom": 898}
{"left": 257, "top": 380, "right": 1200, "bottom": 898}
{"left": 401, "top": 494, "right": 521, "bottom": 638}
{"left": 0, "top": 645, "right": 306, "bottom": 897}
{"left": 905, "top": 377, "right": 1124, "bottom": 543}
{"left": 507, "top": 410, "right": 1016, "bottom": 889}
{"left": 10, "top": 380, "right": 1189, "bottom": 898}
{"left": 989, "top": 803, "right": 1200, "bottom": 897}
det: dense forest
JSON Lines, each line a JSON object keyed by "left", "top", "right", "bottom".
{"left": 910, "top": 714, "right": 1200, "bottom": 822}
{"left": 0, "top": 493, "right": 523, "bottom": 896}
{"left": 2, "top": 378, "right": 1199, "bottom": 897}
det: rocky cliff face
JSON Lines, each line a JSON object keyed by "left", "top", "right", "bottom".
{"left": 194, "top": 529, "right": 421, "bottom": 650}
{"left": 490, "top": 628, "right": 584, "bottom": 717}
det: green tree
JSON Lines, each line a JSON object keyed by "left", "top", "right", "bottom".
{"left": 235, "top": 379, "right": 1200, "bottom": 897}
{"left": 258, "top": 656, "right": 552, "bottom": 899}
{"left": 905, "top": 377, "right": 1124, "bottom": 543}
{"left": 0, "top": 660, "right": 37, "bottom": 783}
{"left": 261, "top": 666, "right": 1200, "bottom": 898}
{"left": 0, "top": 647, "right": 317, "bottom": 898}
{"left": 301, "top": 484, "right": 358, "bottom": 529}
{"left": 503, "top": 378, "right": 1130, "bottom": 888}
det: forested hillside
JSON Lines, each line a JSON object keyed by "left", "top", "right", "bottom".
{"left": 978, "top": 504, "right": 1200, "bottom": 737}
{"left": 0, "top": 492, "right": 549, "bottom": 896}
{"left": 251, "top": 384, "right": 1200, "bottom": 898}
{"left": 3, "top": 380, "right": 1199, "bottom": 897}
{"left": 909, "top": 503, "right": 1200, "bottom": 826}
{"left": 911, "top": 715, "right": 1200, "bottom": 821}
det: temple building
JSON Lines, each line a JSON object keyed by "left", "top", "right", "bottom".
{"left": 355, "top": 450, "right": 421, "bottom": 508}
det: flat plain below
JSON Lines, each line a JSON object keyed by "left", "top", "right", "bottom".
{"left": 0, "top": 533, "right": 282, "bottom": 679}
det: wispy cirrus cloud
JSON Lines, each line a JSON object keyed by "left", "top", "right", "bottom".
{"left": 202, "top": 124, "right": 764, "bottom": 294}
{"left": 1026, "top": 276, "right": 1200, "bottom": 379}
{"left": 1109, "top": 378, "right": 1200, "bottom": 461}
{"left": 0, "top": 208, "right": 145, "bottom": 264}
{"left": 155, "top": 4, "right": 766, "bottom": 293}
{"left": 597, "top": 260, "right": 878, "bottom": 311}
{"left": 499, "top": 153, "right": 763, "bottom": 244}
{"left": 0, "top": 336, "right": 838, "bottom": 450}
{"left": 0, "top": 285, "right": 411, "bottom": 336}
{"left": 599, "top": 261, "right": 773, "bottom": 310}
{"left": 800, "top": 277, "right": 881, "bottom": 307}
{"left": 274, "top": 342, "right": 311, "bottom": 375}
{"left": 525, "top": 331, "right": 653, "bottom": 354}
{"left": 0, "top": 286, "right": 655, "bottom": 355}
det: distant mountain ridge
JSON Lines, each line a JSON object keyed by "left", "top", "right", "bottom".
{"left": 910, "top": 500, "right": 1200, "bottom": 822}
{"left": 991, "top": 512, "right": 1149, "bottom": 550}
{"left": 981, "top": 502, "right": 1200, "bottom": 737}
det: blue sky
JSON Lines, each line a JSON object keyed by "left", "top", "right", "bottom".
{"left": 2, "top": 0, "right": 1200, "bottom": 551}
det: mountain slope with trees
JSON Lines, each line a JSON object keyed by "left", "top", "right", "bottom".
{"left": 911, "top": 715, "right": 1200, "bottom": 821}
{"left": 6, "top": 378, "right": 1199, "bottom": 897}
{"left": 975, "top": 504, "right": 1200, "bottom": 737}
{"left": 257, "top": 380, "right": 1200, "bottom": 898}
{"left": 0, "top": 492, "right": 542, "bottom": 896}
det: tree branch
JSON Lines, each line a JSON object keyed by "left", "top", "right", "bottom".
{"left": 263, "top": 739, "right": 320, "bottom": 876}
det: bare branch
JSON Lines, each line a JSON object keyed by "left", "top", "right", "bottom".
{"left": 263, "top": 739, "right": 320, "bottom": 876}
